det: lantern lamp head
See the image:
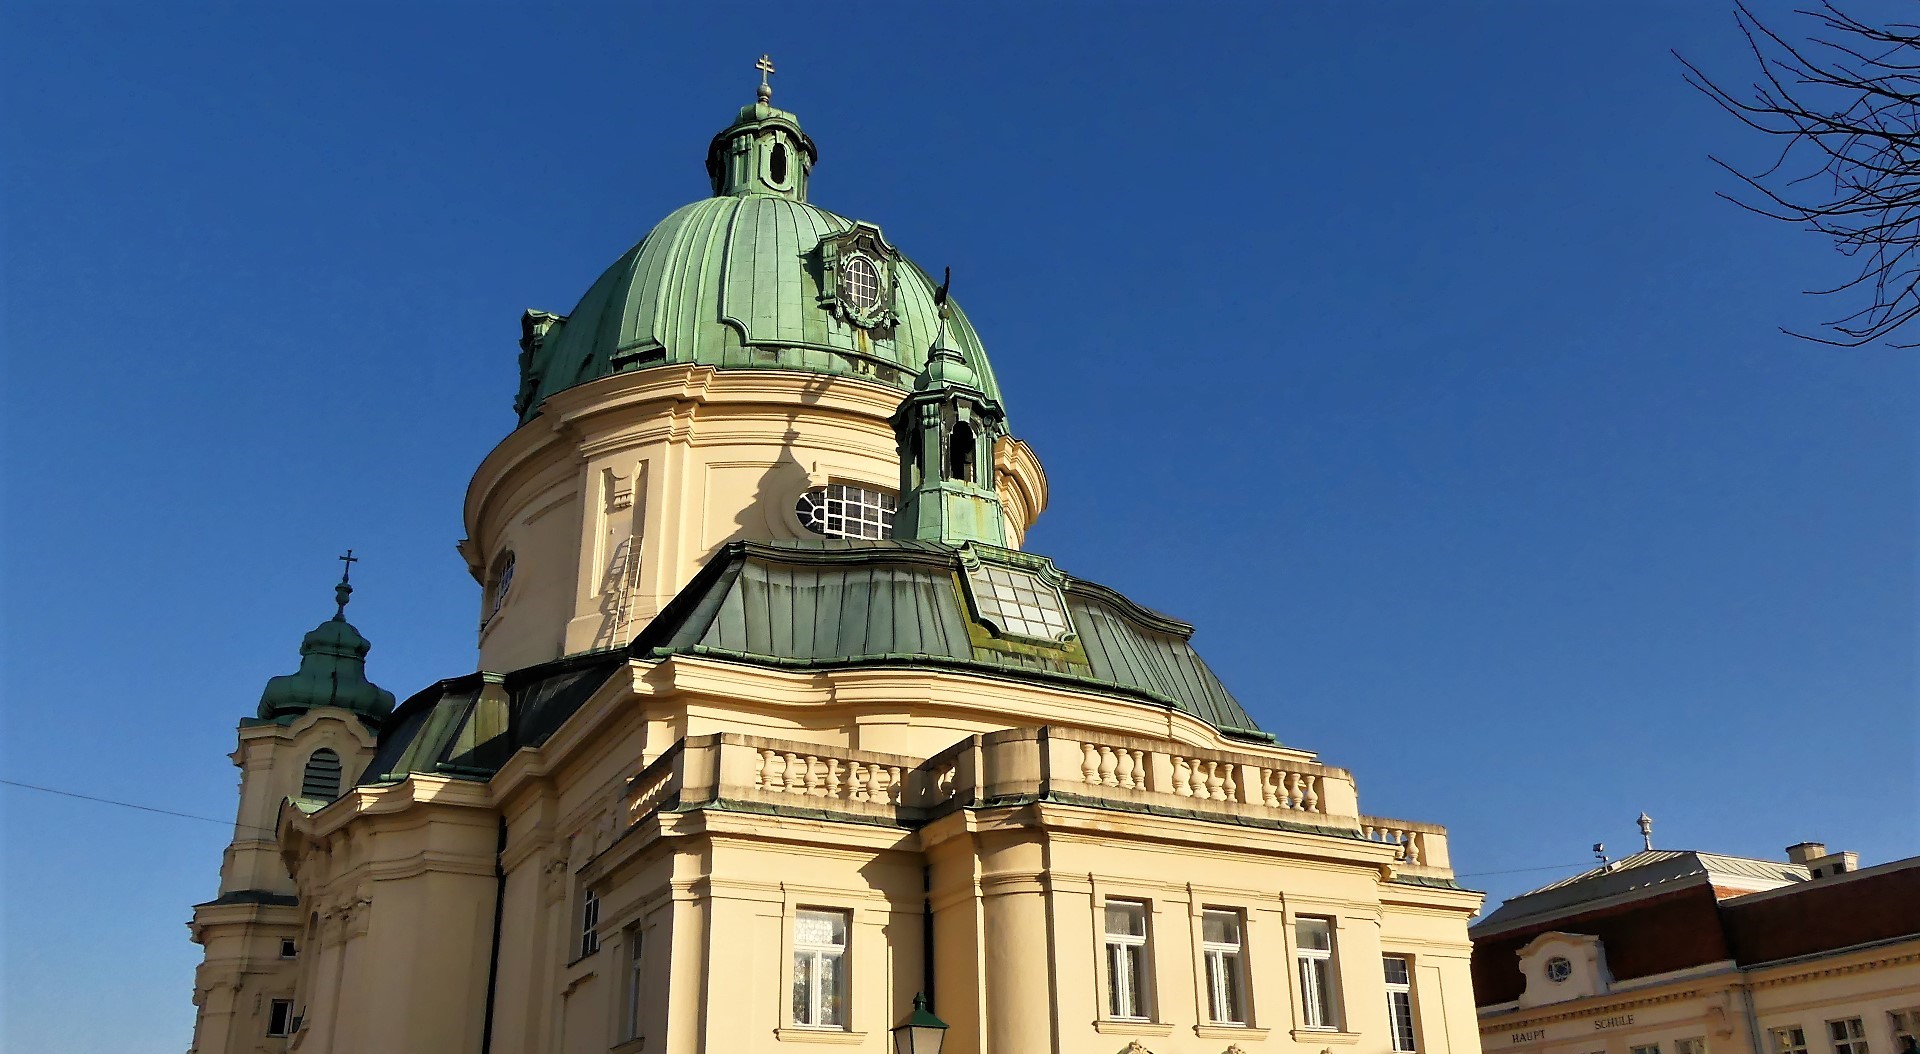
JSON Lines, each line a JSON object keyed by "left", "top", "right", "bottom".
{"left": 891, "top": 993, "right": 948, "bottom": 1054}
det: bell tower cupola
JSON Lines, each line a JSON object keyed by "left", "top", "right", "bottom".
{"left": 892, "top": 272, "right": 1010, "bottom": 547}
{"left": 706, "top": 55, "right": 817, "bottom": 202}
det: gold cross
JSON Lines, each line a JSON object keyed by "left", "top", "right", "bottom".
{"left": 755, "top": 54, "right": 775, "bottom": 98}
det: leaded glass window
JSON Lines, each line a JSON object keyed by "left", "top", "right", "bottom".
{"left": 965, "top": 563, "right": 1072, "bottom": 641}
{"left": 796, "top": 483, "right": 896, "bottom": 539}
{"left": 843, "top": 254, "right": 880, "bottom": 312}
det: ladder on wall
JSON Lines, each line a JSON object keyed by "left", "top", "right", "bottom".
{"left": 605, "top": 537, "right": 642, "bottom": 648}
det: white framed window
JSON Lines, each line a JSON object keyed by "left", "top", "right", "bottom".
{"left": 578, "top": 889, "right": 600, "bottom": 959}
{"left": 964, "top": 563, "right": 1073, "bottom": 642}
{"left": 796, "top": 482, "right": 897, "bottom": 540}
{"left": 1677, "top": 1039, "right": 1708, "bottom": 1054}
{"left": 1104, "top": 900, "right": 1152, "bottom": 1021}
{"left": 843, "top": 254, "right": 881, "bottom": 312}
{"left": 1890, "top": 1010, "right": 1919, "bottom": 1047}
{"left": 279, "top": 938, "right": 297, "bottom": 959}
{"left": 1632, "top": 1045, "right": 1662, "bottom": 1054}
{"left": 792, "top": 908, "right": 848, "bottom": 1029}
{"left": 267, "top": 999, "right": 294, "bottom": 1037}
{"left": 1829, "top": 1019, "right": 1869, "bottom": 1054}
{"left": 1777, "top": 1027, "right": 1811, "bottom": 1054}
{"left": 1202, "top": 909, "right": 1247, "bottom": 1026}
{"left": 1295, "top": 916, "right": 1338, "bottom": 1030}
{"left": 1384, "top": 955, "right": 1416, "bottom": 1052}
{"left": 623, "top": 926, "right": 644, "bottom": 1041}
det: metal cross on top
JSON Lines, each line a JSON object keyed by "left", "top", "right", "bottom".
{"left": 338, "top": 549, "right": 359, "bottom": 582}
{"left": 755, "top": 53, "right": 776, "bottom": 101}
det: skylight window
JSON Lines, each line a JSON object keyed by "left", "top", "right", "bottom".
{"left": 966, "top": 563, "right": 1073, "bottom": 642}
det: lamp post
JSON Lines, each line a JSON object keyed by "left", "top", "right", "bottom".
{"left": 891, "top": 993, "right": 948, "bottom": 1054}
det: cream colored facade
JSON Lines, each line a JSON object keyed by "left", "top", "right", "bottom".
{"left": 187, "top": 86, "right": 1485, "bottom": 1054}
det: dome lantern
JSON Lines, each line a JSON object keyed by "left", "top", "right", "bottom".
{"left": 705, "top": 55, "right": 816, "bottom": 202}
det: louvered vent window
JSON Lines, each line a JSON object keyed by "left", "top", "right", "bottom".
{"left": 302, "top": 749, "right": 343, "bottom": 800}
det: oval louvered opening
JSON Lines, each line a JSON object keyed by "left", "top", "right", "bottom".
{"left": 301, "top": 748, "right": 343, "bottom": 800}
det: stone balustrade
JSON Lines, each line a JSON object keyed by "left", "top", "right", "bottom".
{"left": 619, "top": 727, "right": 1452, "bottom": 878}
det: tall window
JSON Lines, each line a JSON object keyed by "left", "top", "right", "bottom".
{"left": 1104, "top": 900, "right": 1152, "bottom": 1021}
{"left": 843, "top": 254, "right": 881, "bottom": 312}
{"left": 623, "top": 926, "right": 644, "bottom": 1041}
{"left": 1295, "top": 916, "right": 1338, "bottom": 1030}
{"left": 1383, "top": 955, "right": 1416, "bottom": 1052}
{"left": 267, "top": 999, "right": 294, "bottom": 1037}
{"left": 796, "top": 483, "right": 897, "bottom": 539}
{"left": 792, "top": 909, "right": 848, "bottom": 1029}
{"left": 1829, "top": 1019, "right": 1869, "bottom": 1054}
{"left": 1677, "top": 1039, "right": 1708, "bottom": 1054}
{"left": 1890, "top": 1010, "right": 1919, "bottom": 1049}
{"left": 1202, "top": 909, "right": 1247, "bottom": 1026}
{"left": 578, "top": 890, "right": 600, "bottom": 959}
{"left": 1777, "top": 1028, "right": 1811, "bottom": 1054}
{"left": 485, "top": 552, "right": 515, "bottom": 624}
{"left": 301, "top": 748, "right": 343, "bottom": 799}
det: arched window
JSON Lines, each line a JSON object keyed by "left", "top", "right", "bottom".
{"left": 485, "top": 551, "right": 515, "bottom": 623}
{"left": 948, "top": 422, "right": 976, "bottom": 484}
{"left": 302, "top": 748, "right": 343, "bottom": 800}
{"left": 842, "top": 255, "right": 880, "bottom": 312}
{"left": 796, "top": 483, "right": 897, "bottom": 539}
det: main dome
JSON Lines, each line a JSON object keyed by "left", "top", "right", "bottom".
{"left": 513, "top": 98, "right": 1003, "bottom": 425}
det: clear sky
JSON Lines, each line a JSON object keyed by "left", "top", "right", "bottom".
{"left": 2, "top": 3, "right": 1914, "bottom": 1052}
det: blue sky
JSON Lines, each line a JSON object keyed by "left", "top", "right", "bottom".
{"left": 2, "top": 3, "right": 1914, "bottom": 1052}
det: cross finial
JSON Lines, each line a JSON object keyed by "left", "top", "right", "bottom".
{"left": 755, "top": 54, "right": 776, "bottom": 102}
{"left": 334, "top": 549, "right": 358, "bottom": 619}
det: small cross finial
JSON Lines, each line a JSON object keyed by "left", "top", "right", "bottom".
{"left": 334, "top": 550, "right": 358, "bottom": 619}
{"left": 755, "top": 53, "right": 776, "bottom": 102}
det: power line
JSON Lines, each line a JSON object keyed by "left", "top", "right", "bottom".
{"left": 0, "top": 777, "right": 276, "bottom": 836}
{"left": 1456, "top": 862, "right": 1587, "bottom": 879}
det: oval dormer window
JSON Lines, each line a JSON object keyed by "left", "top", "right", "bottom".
{"left": 796, "top": 482, "right": 896, "bottom": 539}
{"left": 843, "top": 254, "right": 881, "bottom": 313}
{"left": 768, "top": 141, "right": 789, "bottom": 186}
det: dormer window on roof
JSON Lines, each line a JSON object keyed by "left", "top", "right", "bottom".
{"left": 843, "top": 253, "right": 880, "bottom": 312}
{"left": 965, "top": 561, "right": 1074, "bottom": 644}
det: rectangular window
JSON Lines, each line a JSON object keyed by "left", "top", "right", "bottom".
{"left": 1384, "top": 955, "right": 1416, "bottom": 1052}
{"left": 1202, "top": 909, "right": 1247, "bottom": 1026}
{"left": 1777, "top": 1028, "right": 1811, "bottom": 1054}
{"left": 1104, "top": 900, "right": 1152, "bottom": 1021}
{"left": 267, "top": 999, "right": 294, "bottom": 1037}
{"left": 279, "top": 938, "right": 297, "bottom": 959}
{"left": 623, "top": 926, "right": 644, "bottom": 1041}
{"left": 1295, "top": 916, "right": 1338, "bottom": 1030}
{"left": 792, "top": 909, "right": 848, "bottom": 1029}
{"left": 1677, "top": 1040, "right": 1707, "bottom": 1054}
{"left": 1632, "top": 1045, "right": 1662, "bottom": 1054}
{"left": 1890, "top": 1010, "right": 1919, "bottom": 1047}
{"left": 578, "top": 889, "right": 600, "bottom": 959}
{"left": 1829, "top": 1019, "right": 1869, "bottom": 1054}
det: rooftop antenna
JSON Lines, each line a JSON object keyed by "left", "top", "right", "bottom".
{"left": 755, "top": 53, "right": 776, "bottom": 103}
{"left": 1637, "top": 812, "right": 1655, "bottom": 852}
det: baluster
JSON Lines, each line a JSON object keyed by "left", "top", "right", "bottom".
{"left": 1303, "top": 774, "right": 1320, "bottom": 812}
{"left": 1115, "top": 749, "right": 1135, "bottom": 790}
{"left": 1261, "top": 769, "right": 1280, "bottom": 808}
{"left": 1081, "top": 742, "right": 1100, "bottom": 785}
{"left": 1173, "top": 756, "right": 1193, "bottom": 797}
{"left": 1097, "top": 746, "right": 1118, "bottom": 787}
{"left": 849, "top": 761, "right": 868, "bottom": 802}
{"left": 787, "top": 753, "right": 807, "bottom": 795}
{"left": 1405, "top": 832, "right": 1424, "bottom": 866}
{"left": 1205, "top": 761, "right": 1226, "bottom": 802}
{"left": 1134, "top": 750, "right": 1151, "bottom": 791}
{"left": 755, "top": 749, "right": 767, "bottom": 789}
{"left": 827, "top": 759, "right": 843, "bottom": 798}
{"left": 763, "top": 750, "right": 785, "bottom": 791}
{"left": 1222, "top": 763, "right": 1239, "bottom": 802}
{"left": 887, "top": 766, "right": 904, "bottom": 805}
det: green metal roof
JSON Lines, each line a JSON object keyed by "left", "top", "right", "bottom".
{"left": 515, "top": 102, "right": 1002, "bottom": 424}
{"left": 256, "top": 570, "right": 395, "bottom": 726}
{"left": 631, "top": 540, "right": 1271, "bottom": 740}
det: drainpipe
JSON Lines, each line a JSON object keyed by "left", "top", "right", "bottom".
{"left": 480, "top": 817, "right": 508, "bottom": 1054}
{"left": 922, "top": 864, "right": 937, "bottom": 1011}
{"left": 1739, "top": 982, "right": 1764, "bottom": 1054}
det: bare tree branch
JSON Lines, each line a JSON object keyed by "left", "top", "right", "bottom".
{"left": 1678, "top": 2, "right": 1920, "bottom": 345}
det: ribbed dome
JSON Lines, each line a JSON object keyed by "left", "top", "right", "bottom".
{"left": 513, "top": 102, "right": 1004, "bottom": 424}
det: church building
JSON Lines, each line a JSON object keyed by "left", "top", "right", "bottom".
{"left": 186, "top": 69, "right": 1484, "bottom": 1054}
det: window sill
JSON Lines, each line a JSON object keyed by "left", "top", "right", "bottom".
{"left": 1093, "top": 1020, "right": 1176, "bottom": 1037}
{"left": 1292, "top": 1029, "right": 1363, "bottom": 1045}
{"left": 611, "top": 1038, "right": 646, "bottom": 1054}
{"left": 1197, "top": 1025, "right": 1272, "bottom": 1040}
{"left": 775, "top": 1029, "right": 868, "bottom": 1044}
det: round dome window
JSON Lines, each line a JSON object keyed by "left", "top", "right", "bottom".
{"left": 843, "top": 254, "right": 881, "bottom": 313}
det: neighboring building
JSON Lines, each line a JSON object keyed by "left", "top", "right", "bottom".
{"left": 186, "top": 73, "right": 1484, "bottom": 1054}
{"left": 1471, "top": 840, "right": 1920, "bottom": 1054}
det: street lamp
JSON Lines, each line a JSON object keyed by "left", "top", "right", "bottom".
{"left": 891, "top": 993, "right": 948, "bottom": 1054}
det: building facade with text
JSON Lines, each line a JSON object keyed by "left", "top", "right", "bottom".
{"left": 186, "top": 80, "right": 1485, "bottom": 1054}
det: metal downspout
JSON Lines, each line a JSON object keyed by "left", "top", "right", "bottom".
{"left": 1740, "top": 981, "right": 1765, "bottom": 1054}
{"left": 480, "top": 817, "right": 508, "bottom": 1054}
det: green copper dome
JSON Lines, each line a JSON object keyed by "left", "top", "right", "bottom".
{"left": 513, "top": 96, "right": 1004, "bottom": 424}
{"left": 257, "top": 567, "right": 396, "bottom": 726}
